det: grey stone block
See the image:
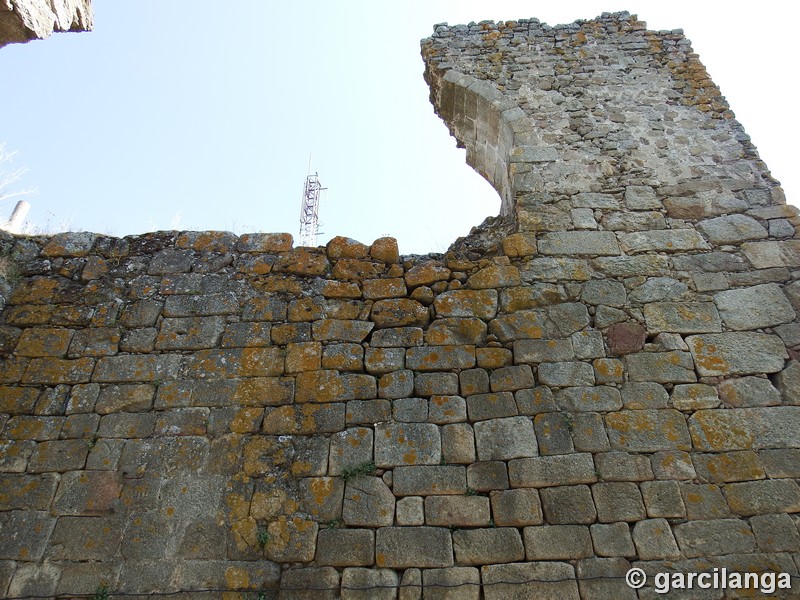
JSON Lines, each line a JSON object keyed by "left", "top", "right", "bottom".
{"left": 540, "top": 485, "right": 597, "bottom": 524}
{"left": 490, "top": 488, "right": 543, "bottom": 527}
{"left": 375, "top": 527, "right": 454, "bottom": 568}
{"left": 466, "top": 392, "right": 518, "bottom": 421}
{"left": 343, "top": 476, "right": 395, "bottom": 527}
{"left": 581, "top": 280, "right": 627, "bottom": 307}
{"left": 698, "top": 213, "right": 768, "bottom": 244}
{"left": 375, "top": 423, "right": 440, "bottom": 468}
{"left": 618, "top": 229, "right": 709, "bottom": 253}
{"left": 591, "top": 522, "right": 636, "bottom": 557}
{"left": 641, "top": 480, "right": 686, "bottom": 518}
{"left": 474, "top": 416, "right": 537, "bottom": 461}
{"left": 508, "top": 453, "right": 597, "bottom": 488}
{"left": 643, "top": 302, "right": 722, "bottom": 334}
{"left": 687, "top": 332, "right": 788, "bottom": 376}
{"left": 577, "top": 557, "right": 639, "bottom": 600}
{"left": 396, "top": 496, "right": 424, "bottom": 526}
{"left": 393, "top": 466, "right": 466, "bottom": 496}
{"left": 632, "top": 518, "right": 681, "bottom": 560}
{"left": 452, "top": 528, "right": 525, "bottom": 565}
{"left": 688, "top": 406, "right": 800, "bottom": 451}
{"left": 534, "top": 412, "right": 575, "bottom": 455}
{"left": 571, "top": 412, "right": 611, "bottom": 452}
{"left": 422, "top": 567, "right": 480, "bottom": 600}
{"left": 538, "top": 361, "right": 595, "bottom": 387}
{"left": 625, "top": 351, "right": 696, "bottom": 383}
{"left": 680, "top": 483, "right": 731, "bottom": 519}
{"left": 341, "top": 568, "right": 398, "bottom": 600}
{"left": 425, "top": 495, "right": 490, "bottom": 527}
{"left": 629, "top": 277, "right": 688, "bottom": 303}
{"left": 466, "top": 461, "right": 508, "bottom": 492}
{"left": 538, "top": 231, "right": 621, "bottom": 256}
{"left": 593, "top": 482, "right": 646, "bottom": 522}
{"left": 594, "top": 452, "right": 653, "bottom": 481}
{"left": 428, "top": 395, "right": 467, "bottom": 424}
{"left": 750, "top": 513, "right": 800, "bottom": 552}
{"left": 280, "top": 566, "right": 340, "bottom": 600}
{"left": 440, "top": 423, "right": 476, "bottom": 464}
{"left": 556, "top": 386, "right": 622, "bottom": 412}
{"left": 514, "top": 338, "right": 574, "bottom": 363}
{"left": 714, "top": 283, "right": 796, "bottom": 330}
{"left": 393, "top": 398, "right": 429, "bottom": 422}
{"left": 329, "top": 427, "right": 374, "bottom": 476}
{"left": 490, "top": 364, "right": 534, "bottom": 392}
{"left": 415, "top": 372, "right": 459, "bottom": 396}
{"left": 670, "top": 383, "right": 720, "bottom": 410}
{"left": 674, "top": 519, "right": 757, "bottom": 557}
{"left": 316, "top": 529, "right": 375, "bottom": 566}
{"left": 523, "top": 524, "right": 593, "bottom": 559}
{"left": 605, "top": 409, "right": 691, "bottom": 452}
{"left": 723, "top": 479, "right": 800, "bottom": 516}
{"left": 482, "top": 561, "right": 579, "bottom": 600}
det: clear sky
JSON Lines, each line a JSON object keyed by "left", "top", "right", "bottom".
{"left": 0, "top": 1, "right": 796, "bottom": 254}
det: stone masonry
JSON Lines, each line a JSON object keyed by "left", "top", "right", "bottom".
{"left": 1, "top": 11, "right": 800, "bottom": 599}
{"left": 0, "top": 0, "right": 92, "bottom": 49}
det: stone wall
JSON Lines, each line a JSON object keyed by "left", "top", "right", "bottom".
{"left": 0, "top": 0, "right": 92, "bottom": 48}
{"left": 1, "top": 11, "right": 799, "bottom": 599}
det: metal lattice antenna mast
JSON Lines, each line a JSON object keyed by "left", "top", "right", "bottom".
{"left": 299, "top": 156, "right": 325, "bottom": 247}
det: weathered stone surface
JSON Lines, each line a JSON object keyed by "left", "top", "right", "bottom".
{"left": 372, "top": 299, "right": 429, "bottom": 328}
{"left": 674, "top": 519, "right": 757, "bottom": 557}
{"left": 375, "top": 527, "right": 453, "bottom": 568}
{"left": 434, "top": 289, "right": 497, "bottom": 319}
{"left": 556, "top": 387, "right": 622, "bottom": 412}
{"left": 723, "top": 479, "right": 800, "bottom": 516}
{"left": 452, "top": 528, "right": 525, "bottom": 565}
{"left": 481, "top": 561, "right": 580, "bottom": 600}
{"left": 538, "top": 361, "right": 595, "bottom": 387}
{"left": 688, "top": 407, "right": 800, "bottom": 451}
{"left": 605, "top": 322, "right": 646, "bottom": 355}
{"left": 643, "top": 302, "right": 722, "bottom": 334}
{"left": 524, "top": 525, "right": 593, "bottom": 560}
{"left": 425, "top": 495, "right": 490, "bottom": 527}
{"left": 605, "top": 409, "right": 691, "bottom": 452}
{"left": 591, "top": 522, "right": 636, "bottom": 558}
{"left": 618, "top": 229, "right": 709, "bottom": 253}
{"left": 592, "top": 482, "right": 646, "bottom": 522}
{"left": 625, "top": 351, "right": 696, "bottom": 383}
{"left": 632, "top": 518, "right": 681, "bottom": 560}
{"left": 508, "top": 453, "right": 596, "bottom": 488}
{"left": 375, "top": 423, "right": 440, "bottom": 467}
{"left": 393, "top": 466, "right": 466, "bottom": 496}
{"left": 425, "top": 317, "right": 486, "bottom": 346}
{"left": 467, "top": 264, "right": 521, "bottom": 289}
{"left": 280, "top": 567, "right": 339, "bottom": 600}
{"left": 538, "top": 231, "right": 620, "bottom": 256}
{"left": 422, "top": 567, "right": 480, "bottom": 600}
{"left": 406, "top": 345, "right": 475, "bottom": 371}
{"left": 341, "top": 568, "right": 398, "bottom": 600}
{"left": 539, "top": 485, "right": 597, "bottom": 524}
{"left": 713, "top": 283, "right": 796, "bottom": 330}
{"left": 474, "top": 416, "right": 537, "bottom": 461}
{"left": 670, "top": 383, "right": 719, "bottom": 410}
{"left": 698, "top": 214, "right": 768, "bottom": 244}
{"left": 687, "top": 333, "right": 788, "bottom": 376}
{"left": 343, "top": 476, "right": 395, "bottom": 527}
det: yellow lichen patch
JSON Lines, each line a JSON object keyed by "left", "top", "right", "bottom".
{"left": 251, "top": 489, "right": 288, "bottom": 521}
{"left": 226, "top": 493, "right": 252, "bottom": 520}
{"left": 231, "top": 517, "right": 258, "bottom": 552}
{"left": 231, "top": 408, "right": 264, "bottom": 434}
{"left": 309, "top": 478, "right": 335, "bottom": 507}
{"left": 403, "top": 450, "right": 418, "bottom": 465}
{"left": 224, "top": 567, "right": 250, "bottom": 590}
{"left": 376, "top": 552, "right": 386, "bottom": 567}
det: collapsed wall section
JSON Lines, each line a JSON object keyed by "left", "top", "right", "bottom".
{"left": 0, "top": 11, "right": 799, "bottom": 599}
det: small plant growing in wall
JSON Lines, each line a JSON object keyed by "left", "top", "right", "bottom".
{"left": 257, "top": 524, "right": 270, "bottom": 548}
{"left": 341, "top": 460, "right": 376, "bottom": 481}
{"left": 93, "top": 583, "right": 109, "bottom": 600}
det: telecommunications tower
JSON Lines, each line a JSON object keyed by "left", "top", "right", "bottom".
{"left": 299, "top": 160, "right": 325, "bottom": 247}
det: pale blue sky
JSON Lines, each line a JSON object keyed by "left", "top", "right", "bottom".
{"left": 0, "top": 1, "right": 796, "bottom": 254}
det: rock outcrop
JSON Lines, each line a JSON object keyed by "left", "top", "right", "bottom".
{"left": 0, "top": 0, "right": 92, "bottom": 48}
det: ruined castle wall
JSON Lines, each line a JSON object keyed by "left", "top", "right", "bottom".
{"left": 0, "top": 0, "right": 92, "bottom": 48}
{"left": 1, "top": 11, "right": 800, "bottom": 599}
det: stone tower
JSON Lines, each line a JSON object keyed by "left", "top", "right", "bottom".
{"left": 0, "top": 11, "right": 798, "bottom": 599}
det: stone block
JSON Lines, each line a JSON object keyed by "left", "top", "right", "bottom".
{"left": 624, "top": 351, "right": 696, "bottom": 383}
{"left": 313, "top": 319, "right": 374, "bottom": 342}
{"left": 262, "top": 403, "right": 345, "bottom": 435}
{"left": 689, "top": 332, "right": 788, "bottom": 376}
{"left": 539, "top": 485, "right": 597, "bottom": 524}
{"left": 405, "top": 262, "right": 451, "bottom": 288}
{"left": 534, "top": 412, "right": 574, "bottom": 455}
{"left": 625, "top": 185, "right": 662, "bottom": 209}
{"left": 524, "top": 525, "right": 593, "bottom": 560}
{"left": 514, "top": 338, "right": 574, "bottom": 364}
{"left": 341, "top": 568, "right": 398, "bottom": 600}
{"left": 375, "top": 527, "right": 453, "bottom": 568}
{"left": 538, "top": 361, "right": 595, "bottom": 386}
{"left": 393, "top": 397, "right": 428, "bottom": 422}
{"left": 632, "top": 518, "right": 681, "bottom": 560}
{"left": 606, "top": 409, "right": 691, "bottom": 452}
{"left": 425, "top": 317, "right": 487, "bottom": 346}
{"left": 372, "top": 299, "right": 429, "bottom": 328}
{"left": 422, "top": 567, "right": 480, "bottom": 600}
{"left": 322, "top": 343, "right": 364, "bottom": 372}
{"left": 49, "top": 515, "right": 122, "bottom": 560}
{"left": 713, "top": 283, "right": 796, "bottom": 330}
{"left": 466, "top": 461, "right": 508, "bottom": 492}
{"left": 466, "top": 264, "right": 521, "bottom": 289}
{"left": 681, "top": 483, "right": 731, "bottom": 519}
{"left": 328, "top": 427, "right": 374, "bottom": 476}
{"left": 508, "top": 453, "right": 597, "bottom": 488}
{"left": 458, "top": 369, "right": 489, "bottom": 396}
{"left": 571, "top": 412, "right": 611, "bottom": 452}
{"left": 392, "top": 466, "right": 466, "bottom": 496}
{"left": 396, "top": 496, "right": 424, "bottom": 526}
{"left": 96, "top": 384, "right": 155, "bottom": 414}
{"left": 643, "top": 302, "right": 722, "bottom": 334}
{"left": 618, "top": 229, "right": 709, "bottom": 253}
{"left": 759, "top": 448, "right": 800, "bottom": 478}
{"left": 592, "top": 482, "right": 646, "bottom": 522}
{"left": 594, "top": 452, "right": 653, "bottom": 482}
{"left": 316, "top": 529, "right": 374, "bottom": 567}
{"left": 515, "top": 387, "right": 557, "bottom": 415}
{"left": 581, "top": 280, "right": 626, "bottom": 307}
{"left": 620, "top": 382, "right": 668, "bottom": 409}
{"left": 490, "top": 488, "right": 542, "bottom": 527}
{"left": 674, "top": 519, "right": 756, "bottom": 557}
{"left": 440, "top": 423, "right": 476, "bottom": 464}
{"left": 279, "top": 566, "right": 339, "bottom": 600}
{"left": 593, "top": 358, "right": 624, "bottom": 384}
{"left": 21, "top": 357, "right": 95, "bottom": 385}
{"left": 0, "top": 386, "right": 39, "bottom": 415}
{"left": 452, "top": 528, "right": 524, "bottom": 565}
{"left": 466, "top": 391, "right": 518, "bottom": 421}
{"left": 692, "top": 450, "right": 765, "bottom": 483}
{"left": 538, "top": 231, "right": 620, "bottom": 256}
{"left": 286, "top": 341, "right": 322, "bottom": 374}
{"left": 406, "top": 346, "right": 475, "bottom": 371}
{"left": 556, "top": 386, "right": 622, "bottom": 412}
{"left": 750, "top": 513, "right": 800, "bottom": 552}
{"left": 93, "top": 354, "right": 182, "bottom": 383}
{"left": 688, "top": 406, "right": 800, "bottom": 451}
{"left": 591, "top": 522, "right": 636, "bottom": 557}
{"left": 433, "top": 289, "right": 497, "bottom": 319}
{"left": 364, "top": 347, "right": 405, "bottom": 375}
{"left": 6, "top": 561, "right": 60, "bottom": 597}
{"left": 27, "top": 439, "right": 88, "bottom": 473}
{"left": 474, "top": 416, "right": 537, "bottom": 460}
{"left": 481, "top": 561, "right": 579, "bottom": 600}
{"left": 375, "top": 423, "right": 440, "bottom": 467}
{"left": 15, "top": 327, "right": 73, "bottom": 357}
{"left": 415, "top": 372, "right": 458, "bottom": 397}
{"left": 299, "top": 477, "right": 344, "bottom": 522}
{"left": 429, "top": 395, "right": 467, "bottom": 424}
{"left": 425, "top": 495, "right": 490, "bottom": 527}
{"left": 670, "top": 383, "right": 719, "bottom": 410}
{"left": 0, "top": 473, "right": 58, "bottom": 510}
{"left": 502, "top": 232, "right": 538, "bottom": 257}
{"left": 698, "top": 214, "right": 768, "bottom": 244}
{"left": 378, "top": 369, "right": 414, "bottom": 399}
{"left": 723, "top": 479, "right": 800, "bottom": 516}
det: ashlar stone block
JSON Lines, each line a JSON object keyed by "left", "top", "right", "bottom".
{"left": 375, "top": 423, "right": 441, "bottom": 468}
{"left": 474, "top": 416, "right": 537, "bottom": 461}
